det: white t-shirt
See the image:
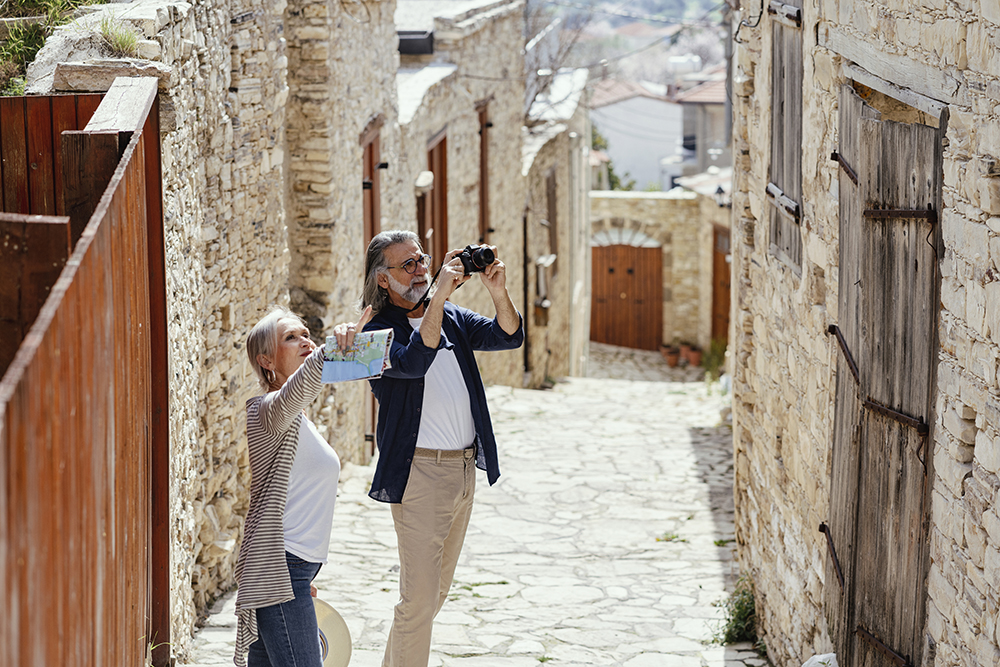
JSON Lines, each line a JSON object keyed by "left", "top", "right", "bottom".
{"left": 409, "top": 316, "right": 476, "bottom": 451}
{"left": 284, "top": 416, "right": 341, "bottom": 563}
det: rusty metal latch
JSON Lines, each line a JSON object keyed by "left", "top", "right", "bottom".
{"left": 855, "top": 626, "right": 912, "bottom": 667}
{"left": 862, "top": 208, "right": 937, "bottom": 224}
{"left": 827, "top": 325, "right": 860, "bottom": 386}
{"left": 818, "top": 523, "right": 844, "bottom": 590}
{"left": 830, "top": 151, "right": 858, "bottom": 185}
{"left": 863, "top": 396, "right": 929, "bottom": 436}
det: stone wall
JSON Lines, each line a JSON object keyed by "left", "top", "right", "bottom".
{"left": 589, "top": 191, "right": 701, "bottom": 348}
{"left": 284, "top": 0, "right": 400, "bottom": 465}
{"left": 384, "top": 0, "right": 527, "bottom": 386}
{"left": 731, "top": 1, "right": 1000, "bottom": 666}
{"left": 523, "top": 104, "right": 591, "bottom": 385}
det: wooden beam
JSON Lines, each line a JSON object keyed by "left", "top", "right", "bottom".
{"left": 823, "top": 28, "right": 962, "bottom": 106}
{"left": 84, "top": 77, "right": 159, "bottom": 136}
{"left": 843, "top": 63, "right": 948, "bottom": 119}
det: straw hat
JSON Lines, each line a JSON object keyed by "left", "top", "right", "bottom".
{"left": 314, "top": 598, "right": 352, "bottom": 667}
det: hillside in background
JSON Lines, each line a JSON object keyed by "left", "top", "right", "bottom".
{"left": 529, "top": 0, "right": 727, "bottom": 85}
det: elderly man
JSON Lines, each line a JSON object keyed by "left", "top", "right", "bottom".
{"left": 360, "top": 230, "right": 523, "bottom": 667}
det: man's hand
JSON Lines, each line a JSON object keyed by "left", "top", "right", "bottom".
{"left": 479, "top": 245, "right": 507, "bottom": 294}
{"left": 434, "top": 251, "right": 471, "bottom": 301}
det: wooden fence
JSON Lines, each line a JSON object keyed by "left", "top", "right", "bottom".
{"left": 0, "top": 78, "right": 169, "bottom": 667}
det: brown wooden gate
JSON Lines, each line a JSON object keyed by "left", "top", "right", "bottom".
{"left": 0, "top": 79, "right": 169, "bottom": 667}
{"left": 711, "top": 226, "right": 731, "bottom": 343}
{"left": 591, "top": 244, "right": 662, "bottom": 350}
{"left": 824, "top": 84, "right": 941, "bottom": 667}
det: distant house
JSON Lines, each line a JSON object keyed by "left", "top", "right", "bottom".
{"left": 675, "top": 77, "right": 730, "bottom": 176}
{"left": 589, "top": 78, "right": 683, "bottom": 190}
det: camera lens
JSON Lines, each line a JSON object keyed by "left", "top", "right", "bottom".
{"left": 472, "top": 246, "right": 495, "bottom": 268}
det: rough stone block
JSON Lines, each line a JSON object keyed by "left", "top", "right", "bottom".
{"left": 965, "top": 513, "right": 988, "bottom": 567}
{"left": 946, "top": 407, "right": 979, "bottom": 445}
{"left": 928, "top": 564, "right": 958, "bottom": 619}
{"left": 984, "top": 0, "right": 1000, "bottom": 26}
{"left": 937, "top": 446, "right": 975, "bottom": 497}
{"left": 980, "top": 179, "right": 1000, "bottom": 216}
{"left": 975, "top": 429, "right": 1000, "bottom": 473}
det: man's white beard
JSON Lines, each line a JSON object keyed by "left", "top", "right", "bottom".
{"left": 386, "top": 271, "right": 427, "bottom": 304}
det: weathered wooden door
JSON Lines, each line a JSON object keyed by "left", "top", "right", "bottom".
{"left": 825, "top": 84, "right": 940, "bottom": 667}
{"left": 590, "top": 244, "right": 662, "bottom": 350}
{"left": 711, "top": 226, "right": 731, "bottom": 343}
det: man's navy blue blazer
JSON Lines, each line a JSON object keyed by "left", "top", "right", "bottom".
{"left": 363, "top": 301, "right": 524, "bottom": 503}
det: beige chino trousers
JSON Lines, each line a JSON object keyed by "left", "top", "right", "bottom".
{"left": 382, "top": 447, "right": 476, "bottom": 667}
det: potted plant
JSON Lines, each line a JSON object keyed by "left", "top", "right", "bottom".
{"left": 687, "top": 346, "right": 703, "bottom": 367}
{"left": 661, "top": 344, "right": 681, "bottom": 367}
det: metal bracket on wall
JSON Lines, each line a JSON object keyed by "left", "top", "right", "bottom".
{"left": 862, "top": 208, "right": 937, "bottom": 225}
{"left": 855, "top": 626, "right": 912, "bottom": 667}
{"left": 862, "top": 396, "right": 929, "bottom": 436}
{"left": 830, "top": 151, "right": 859, "bottom": 185}
{"left": 826, "top": 324, "right": 860, "bottom": 385}
{"left": 818, "top": 523, "right": 845, "bottom": 589}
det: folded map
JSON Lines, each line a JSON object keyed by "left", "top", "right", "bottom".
{"left": 321, "top": 329, "right": 394, "bottom": 383}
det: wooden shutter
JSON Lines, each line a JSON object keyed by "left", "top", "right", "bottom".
{"left": 362, "top": 131, "right": 381, "bottom": 245}
{"left": 826, "top": 83, "right": 941, "bottom": 667}
{"left": 768, "top": 1, "right": 803, "bottom": 271}
{"left": 427, "top": 133, "right": 448, "bottom": 270}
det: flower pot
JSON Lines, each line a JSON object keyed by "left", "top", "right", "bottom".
{"left": 663, "top": 347, "right": 681, "bottom": 367}
{"left": 687, "top": 348, "right": 703, "bottom": 367}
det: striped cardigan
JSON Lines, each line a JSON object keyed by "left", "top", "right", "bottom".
{"left": 233, "top": 347, "right": 326, "bottom": 666}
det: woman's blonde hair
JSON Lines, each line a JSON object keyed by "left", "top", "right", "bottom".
{"left": 246, "top": 306, "right": 307, "bottom": 391}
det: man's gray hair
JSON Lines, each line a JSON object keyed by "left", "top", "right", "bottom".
{"left": 362, "top": 230, "right": 422, "bottom": 314}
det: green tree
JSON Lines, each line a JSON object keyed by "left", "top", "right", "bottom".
{"left": 591, "top": 126, "right": 636, "bottom": 191}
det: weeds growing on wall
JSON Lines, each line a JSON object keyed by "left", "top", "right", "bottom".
{"left": 98, "top": 13, "right": 138, "bottom": 58}
{"left": 714, "top": 574, "right": 758, "bottom": 645}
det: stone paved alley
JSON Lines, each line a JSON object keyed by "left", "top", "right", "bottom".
{"left": 183, "top": 343, "right": 767, "bottom": 667}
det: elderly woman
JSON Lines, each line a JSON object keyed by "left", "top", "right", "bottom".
{"left": 233, "top": 304, "right": 372, "bottom": 667}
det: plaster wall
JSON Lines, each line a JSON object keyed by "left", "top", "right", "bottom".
{"left": 590, "top": 97, "right": 683, "bottom": 191}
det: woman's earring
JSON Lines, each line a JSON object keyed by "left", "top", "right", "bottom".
{"left": 264, "top": 368, "right": 275, "bottom": 384}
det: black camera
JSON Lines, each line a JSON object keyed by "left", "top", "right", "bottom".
{"left": 458, "top": 245, "right": 495, "bottom": 275}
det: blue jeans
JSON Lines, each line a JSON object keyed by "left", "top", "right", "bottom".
{"left": 248, "top": 552, "right": 323, "bottom": 667}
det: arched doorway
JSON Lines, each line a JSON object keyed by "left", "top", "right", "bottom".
{"left": 590, "top": 228, "right": 662, "bottom": 351}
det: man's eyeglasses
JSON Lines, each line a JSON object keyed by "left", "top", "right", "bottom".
{"left": 388, "top": 254, "right": 431, "bottom": 274}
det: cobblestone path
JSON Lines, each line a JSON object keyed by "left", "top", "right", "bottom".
{"left": 184, "top": 343, "right": 765, "bottom": 667}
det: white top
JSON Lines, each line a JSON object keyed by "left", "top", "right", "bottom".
{"left": 409, "top": 316, "right": 476, "bottom": 450}
{"left": 284, "top": 416, "right": 341, "bottom": 562}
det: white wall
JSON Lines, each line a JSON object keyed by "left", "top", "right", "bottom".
{"left": 590, "top": 97, "right": 683, "bottom": 190}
